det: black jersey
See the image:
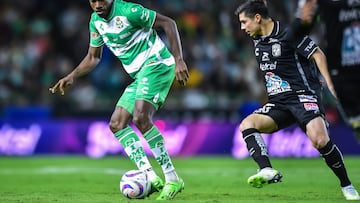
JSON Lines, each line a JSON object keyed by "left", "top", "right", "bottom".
{"left": 318, "top": 0, "right": 360, "bottom": 70}
{"left": 252, "top": 21, "right": 320, "bottom": 101}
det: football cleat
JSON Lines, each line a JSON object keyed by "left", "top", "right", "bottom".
{"left": 341, "top": 184, "right": 360, "bottom": 200}
{"left": 156, "top": 178, "right": 184, "bottom": 200}
{"left": 147, "top": 176, "right": 164, "bottom": 196}
{"left": 247, "top": 167, "right": 283, "bottom": 188}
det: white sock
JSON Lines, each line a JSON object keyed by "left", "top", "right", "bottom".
{"left": 164, "top": 169, "right": 179, "bottom": 182}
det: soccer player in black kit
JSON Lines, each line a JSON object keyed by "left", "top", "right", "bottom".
{"left": 235, "top": 0, "right": 360, "bottom": 200}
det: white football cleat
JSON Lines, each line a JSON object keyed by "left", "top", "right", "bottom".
{"left": 342, "top": 184, "right": 360, "bottom": 200}
{"left": 247, "top": 167, "right": 283, "bottom": 188}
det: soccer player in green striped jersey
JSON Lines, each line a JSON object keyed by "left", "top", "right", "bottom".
{"left": 49, "top": 0, "right": 188, "bottom": 200}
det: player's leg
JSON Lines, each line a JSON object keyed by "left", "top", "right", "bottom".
{"left": 110, "top": 106, "right": 154, "bottom": 171}
{"left": 240, "top": 113, "right": 275, "bottom": 170}
{"left": 134, "top": 62, "right": 183, "bottom": 200}
{"left": 133, "top": 100, "right": 179, "bottom": 182}
{"left": 306, "top": 117, "right": 360, "bottom": 200}
{"left": 133, "top": 100, "right": 183, "bottom": 199}
{"left": 240, "top": 104, "right": 285, "bottom": 188}
{"left": 112, "top": 82, "right": 164, "bottom": 195}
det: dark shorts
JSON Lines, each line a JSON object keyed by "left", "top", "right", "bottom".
{"left": 254, "top": 94, "right": 325, "bottom": 132}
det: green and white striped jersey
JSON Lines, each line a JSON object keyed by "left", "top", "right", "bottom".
{"left": 89, "top": 0, "right": 174, "bottom": 77}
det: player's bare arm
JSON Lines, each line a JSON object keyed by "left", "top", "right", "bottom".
{"left": 153, "top": 13, "right": 189, "bottom": 86}
{"left": 311, "top": 48, "right": 337, "bottom": 99}
{"left": 49, "top": 46, "right": 103, "bottom": 95}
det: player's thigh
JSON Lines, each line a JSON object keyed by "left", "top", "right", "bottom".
{"left": 241, "top": 113, "right": 278, "bottom": 133}
{"left": 117, "top": 80, "right": 137, "bottom": 115}
{"left": 248, "top": 103, "right": 295, "bottom": 133}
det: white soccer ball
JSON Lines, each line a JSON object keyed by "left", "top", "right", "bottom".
{"left": 120, "top": 169, "right": 151, "bottom": 199}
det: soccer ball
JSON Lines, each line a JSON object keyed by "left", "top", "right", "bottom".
{"left": 120, "top": 170, "right": 151, "bottom": 199}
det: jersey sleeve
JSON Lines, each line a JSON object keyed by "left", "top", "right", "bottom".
{"left": 291, "top": 35, "right": 318, "bottom": 59}
{"left": 89, "top": 17, "right": 104, "bottom": 47}
{"left": 125, "top": 3, "right": 156, "bottom": 29}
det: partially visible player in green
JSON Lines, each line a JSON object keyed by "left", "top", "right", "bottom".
{"left": 49, "top": 0, "right": 188, "bottom": 200}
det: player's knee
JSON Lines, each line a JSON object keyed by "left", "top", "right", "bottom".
{"left": 239, "top": 122, "right": 247, "bottom": 132}
{"left": 132, "top": 115, "right": 151, "bottom": 133}
{"left": 239, "top": 119, "right": 255, "bottom": 132}
{"left": 307, "top": 127, "right": 330, "bottom": 149}
{"left": 312, "top": 137, "right": 329, "bottom": 149}
{"left": 109, "top": 119, "right": 126, "bottom": 133}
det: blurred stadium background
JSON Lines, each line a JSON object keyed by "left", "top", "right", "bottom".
{"left": 0, "top": 0, "right": 359, "bottom": 158}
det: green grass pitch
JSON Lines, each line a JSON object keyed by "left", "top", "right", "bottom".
{"left": 0, "top": 156, "right": 359, "bottom": 203}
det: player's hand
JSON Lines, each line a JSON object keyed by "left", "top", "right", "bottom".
{"left": 175, "top": 59, "right": 189, "bottom": 86}
{"left": 49, "top": 76, "right": 74, "bottom": 95}
{"left": 301, "top": 0, "right": 317, "bottom": 25}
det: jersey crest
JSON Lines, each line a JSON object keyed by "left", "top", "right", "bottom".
{"left": 272, "top": 43, "right": 281, "bottom": 57}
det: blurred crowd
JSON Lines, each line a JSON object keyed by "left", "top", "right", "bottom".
{"left": 0, "top": 0, "right": 303, "bottom": 119}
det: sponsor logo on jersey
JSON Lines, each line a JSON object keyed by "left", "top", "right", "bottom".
{"left": 262, "top": 52, "right": 270, "bottom": 61}
{"left": 254, "top": 103, "right": 275, "bottom": 114}
{"left": 305, "top": 41, "right": 316, "bottom": 52}
{"left": 141, "top": 87, "right": 149, "bottom": 94}
{"left": 298, "top": 95, "right": 318, "bottom": 103}
{"left": 145, "top": 60, "right": 156, "bottom": 66}
{"left": 119, "top": 32, "right": 131, "bottom": 39}
{"left": 153, "top": 93, "right": 160, "bottom": 103}
{"left": 141, "top": 78, "right": 149, "bottom": 84}
{"left": 139, "top": 78, "right": 149, "bottom": 94}
{"left": 265, "top": 72, "right": 291, "bottom": 96}
{"left": 260, "top": 61, "right": 277, "bottom": 71}
{"left": 91, "top": 32, "right": 99, "bottom": 39}
{"left": 265, "top": 72, "right": 292, "bottom": 95}
{"left": 304, "top": 103, "right": 319, "bottom": 112}
{"left": 268, "top": 38, "right": 279, "bottom": 43}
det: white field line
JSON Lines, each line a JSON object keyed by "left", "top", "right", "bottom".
{"left": 0, "top": 166, "right": 249, "bottom": 176}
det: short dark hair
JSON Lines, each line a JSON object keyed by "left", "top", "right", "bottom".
{"left": 234, "top": 0, "right": 269, "bottom": 19}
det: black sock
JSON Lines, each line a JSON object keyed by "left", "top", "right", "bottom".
{"left": 318, "top": 140, "right": 351, "bottom": 187}
{"left": 242, "top": 128, "right": 272, "bottom": 169}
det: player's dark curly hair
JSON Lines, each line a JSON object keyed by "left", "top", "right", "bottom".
{"left": 234, "top": 0, "right": 269, "bottom": 19}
